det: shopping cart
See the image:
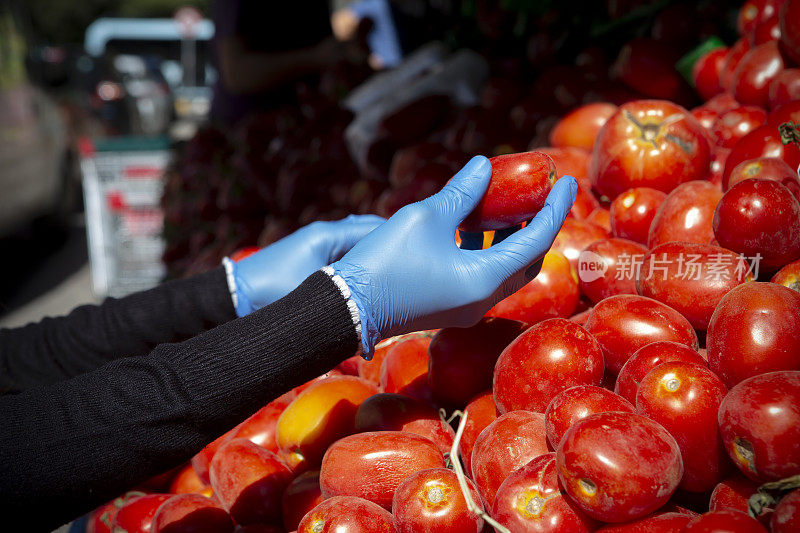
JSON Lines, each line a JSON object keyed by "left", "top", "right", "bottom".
{"left": 79, "top": 136, "right": 171, "bottom": 298}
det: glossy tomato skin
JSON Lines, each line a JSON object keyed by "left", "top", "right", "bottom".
{"left": 578, "top": 238, "right": 648, "bottom": 303}
{"left": 359, "top": 333, "right": 421, "bottom": 386}
{"left": 738, "top": 0, "right": 784, "bottom": 36}
{"left": 297, "top": 496, "right": 395, "bottom": 533}
{"left": 538, "top": 147, "right": 592, "bottom": 187}
{"left": 571, "top": 181, "right": 602, "bottom": 219}
{"left": 768, "top": 68, "right": 800, "bottom": 109}
{"left": 209, "top": 438, "right": 293, "bottom": 526}
{"left": 636, "top": 362, "right": 730, "bottom": 492}
{"left": 112, "top": 494, "right": 172, "bottom": 533}
{"left": 591, "top": 100, "right": 711, "bottom": 200}
{"left": 428, "top": 317, "right": 527, "bottom": 409}
{"left": 609, "top": 187, "right": 667, "bottom": 245}
{"left": 615, "top": 342, "right": 707, "bottom": 405}
{"left": 771, "top": 258, "right": 800, "bottom": 292}
{"left": 151, "top": 494, "right": 234, "bottom": 533}
{"left": 353, "top": 393, "right": 454, "bottom": 455}
{"left": 767, "top": 100, "right": 800, "bottom": 125}
{"left": 595, "top": 512, "right": 692, "bottom": 532}
{"left": 494, "top": 318, "right": 604, "bottom": 413}
{"left": 732, "top": 41, "right": 785, "bottom": 108}
{"left": 224, "top": 396, "right": 292, "bottom": 456}
{"left": 693, "top": 48, "right": 729, "bottom": 101}
{"left": 718, "top": 371, "right": 800, "bottom": 482}
{"left": 281, "top": 470, "right": 324, "bottom": 532}
{"left": 556, "top": 411, "right": 683, "bottom": 523}
{"left": 721, "top": 39, "right": 752, "bottom": 90}
{"left": 276, "top": 376, "right": 378, "bottom": 472}
{"left": 470, "top": 410, "right": 549, "bottom": 506}
{"left": 88, "top": 492, "right": 147, "bottom": 533}
{"left": 170, "top": 465, "right": 211, "bottom": 496}
{"left": 707, "top": 283, "right": 800, "bottom": 387}
{"left": 459, "top": 391, "right": 497, "bottom": 478}
{"left": 722, "top": 124, "right": 800, "bottom": 189}
{"left": 726, "top": 157, "right": 800, "bottom": 200}
{"left": 392, "top": 468, "right": 483, "bottom": 533}
{"left": 771, "top": 489, "right": 800, "bottom": 533}
{"left": 683, "top": 509, "right": 768, "bottom": 532}
{"left": 319, "top": 431, "right": 445, "bottom": 509}
{"left": 380, "top": 333, "right": 435, "bottom": 404}
{"left": 461, "top": 151, "right": 556, "bottom": 231}
{"left": 709, "top": 473, "right": 762, "bottom": 514}
{"left": 710, "top": 106, "right": 767, "bottom": 149}
{"left": 647, "top": 181, "right": 723, "bottom": 249}
{"left": 713, "top": 179, "right": 800, "bottom": 272}
{"left": 550, "top": 103, "right": 618, "bottom": 150}
{"left": 487, "top": 251, "right": 579, "bottom": 325}
{"left": 544, "top": 385, "right": 635, "bottom": 449}
{"left": 779, "top": 0, "right": 800, "bottom": 65}
{"left": 708, "top": 147, "right": 731, "bottom": 188}
{"left": 636, "top": 242, "right": 751, "bottom": 331}
{"left": 587, "top": 207, "right": 611, "bottom": 233}
{"left": 551, "top": 219, "right": 609, "bottom": 271}
{"left": 492, "top": 453, "right": 598, "bottom": 533}
{"left": 585, "top": 295, "right": 699, "bottom": 375}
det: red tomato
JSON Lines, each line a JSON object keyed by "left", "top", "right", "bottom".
{"left": 544, "top": 385, "right": 635, "bottom": 449}
{"left": 771, "top": 489, "right": 800, "bottom": 533}
{"left": 487, "top": 250, "right": 580, "bottom": 325}
{"left": 709, "top": 473, "right": 764, "bottom": 515}
{"left": 578, "top": 238, "right": 648, "bottom": 303}
{"left": 692, "top": 106, "right": 719, "bottom": 133}
{"left": 470, "top": 410, "right": 549, "bottom": 506}
{"left": 595, "top": 512, "right": 693, "bottom": 532}
{"left": 612, "top": 38, "right": 692, "bottom": 103}
{"left": 590, "top": 100, "right": 711, "bottom": 199}
{"left": 768, "top": 69, "right": 800, "bottom": 109}
{"left": 281, "top": 470, "right": 324, "bottom": 532}
{"left": 722, "top": 124, "right": 800, "bottom": 190}
{"left": 732, "top": 42, "right": 785, "bottom": 109}
{"left": 683, "top": 509, "right": 768, "bottom": 532}
{"left": 151, "top": 494, "right": 234, "bottom": 533}
{"left": 609, "top": 187, "right": 667, "bottom": 245}
{"left": 726, "top": 157, "right": 800, "bottom": 199}
{"left": 711, "top": 106, "right": 767, "bottom": 149}
{"left": 585, "top": 294, "right": 699, "bottom": 375}
{"left": 708, "top": 147, "right": 731, "bottom": 188}
{"left": 493, "top": 453, "right": 598, "bottom": 532}
{"left": 570, "top": 181, "right": 602, "bottom": 219}
{"left": 459, "top": 391, "right": 498, "bottom": 478}
{"left": 771, "top": 258, "right": 800, "bottom": 292}
{"left": 693, "top": 48, "right": 729, "bottom": 101}
{"left": 586, "top": 207, "right": 611, "bottom": 233}
{"left": 379, "top": 333, "right": 435, "bottom": 404}
{"left": 319, "top": 431, "right": 445, "bottom": 509}
{"left": 636, "top": 362, "right": 730, "bottom": 492}
{"left": 87, "top": 492, "right": 147, "bottom": 533}
{"left": 636, "top": 242, "right": 752, "bottom": 331}
{"left": 353, "top": 393, "right": 454, "bottom": 455}
{"left": 209, "top": 438, "right": 293, "bottom": 525}
{"left": 428, "top": 317, "right": 527, "bottom": 409}
{"left": 191, "top": 432, "right": 230, "bottom": 485}
{"left": 538, "top": 147, "right": 593, "bottom": 187}
{"left": 556, "top": 411, "right": 683, "bottom": 523}
{"left": 615, "top": 341, "right": 707, "bottom": 405}
{"left": 170, "top": 465, "right": 211, "bottom": 496}
{"left": 752, "top": 16, "right": 782, "bottom": 45}
{"left": 704, "top": 93, "right": 740, "bottom": 114}
{"left": 494, "top": 318, "right": 604, "bottom": 413}
{"left": 296, "top": 496, "right": 394, "bottom": 533}
{"left": 707, "top": 283, "right": 800, "bottom": 387}
{"left": 224, "top": 396, "right": 292, "bottom": 456}
{"left": 551, "top": 218, "right": 609, "bottom": 271}
{"left": 229, "top": 247, "right": 260, "bottom": 262}
{"left": 112, "top": 494, "right": 172, "bottom": 533}
{"left": 721, "top": 38, "right": 752, "bottom": 90}
{"left": 358, "top": 334, "right": 416, "bottom": 386}
{"left": 549, "top": 103, "right": 618, "bottom": 150}
{"left": 738, "top": 0, "right": 784, "bottom": 37}
{"left": 718, "top": 371, "right": 800, "bottom": 482}
{"left": 779, "top": 0, "right": 800, "bottom": 65}
{"left": 460, "top": 151, "right": 556, "bottom": 231}
{"left": 647, "top": 181, "right": 723, "bottom": 249}
{"left": 392, "top": 468, "right": 484, "bottom": 533}
{"left": 714, "top": 179, "right": 800, "bottom": 272}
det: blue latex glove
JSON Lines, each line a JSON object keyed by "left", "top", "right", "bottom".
{"left": 230, "top": 215, "right": 385, "bottom": 316}
{"left": 330, "top": 155, "right": 577, "bottom": 357}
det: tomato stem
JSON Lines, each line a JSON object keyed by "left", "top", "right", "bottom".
{"left": 748, "top": 474, "right": 800, "bottom": 518}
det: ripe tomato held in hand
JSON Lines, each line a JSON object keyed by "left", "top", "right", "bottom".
{"left": 460, "top": 151, "right": 556, "bottom": 231}
{"left": 392, "top": 468, "right": 484, "bottom": 533}
{"left": 556, "top": 411, "right": 683, "bottom": 523}
{"left": 492, "top": 453, "right": 598, "bottom": 533}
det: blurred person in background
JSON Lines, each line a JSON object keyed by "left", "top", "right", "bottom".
{"left": 211, "top": 1, "right": 369, "bottom": 126}
{"left": 332, "top": 0, "right": 403, "bottom": 69}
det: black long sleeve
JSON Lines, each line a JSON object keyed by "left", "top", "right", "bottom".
{"left": 0, "top": 267, "right": 235, "bottom": 394}
{"left": 0, "top": 271, "right": 360, "bottom": 532}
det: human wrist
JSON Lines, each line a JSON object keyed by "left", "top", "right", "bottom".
{"left": 324, "top": 263, "right": 381, "bottom": 359}
{"left": 223, "top": 257, "right": 255, "bottom": 317}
